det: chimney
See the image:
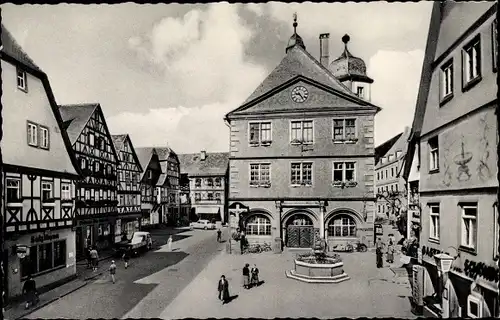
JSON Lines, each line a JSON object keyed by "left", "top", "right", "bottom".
{"left": 200, "top": 150, "right": 207, "bottom": 161}
{"left": 319, "top": 33, "right": 330, "bottom": 67}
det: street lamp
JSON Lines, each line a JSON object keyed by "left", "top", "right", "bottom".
{"left": 434, "top": 253, "right": 454, "bottom": 273}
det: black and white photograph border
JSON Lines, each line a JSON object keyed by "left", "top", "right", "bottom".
{"left": 1, "top": 1, "right": 499, "bottom": 320}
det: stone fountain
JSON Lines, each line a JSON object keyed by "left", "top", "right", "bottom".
{"left": 285, "top": 238, "right": 350, "bottom": 283}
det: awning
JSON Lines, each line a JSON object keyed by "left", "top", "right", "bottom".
{"left": 197, "top": 206, "right": 220, "bottom": 215}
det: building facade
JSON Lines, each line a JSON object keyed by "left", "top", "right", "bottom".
{"left": 225, "top": 18, "right": 380, "bottom": 251}
{"left": 111, "top": 134, "right": 143, "bottom": 241}
{"left": 374, "top": 127, "right": 411, "bottom": 225}
{"left": 177, "top": 151, "right": 229, "bottom": 223}
{"left": 135, "top": 147, "right": 162, "bottom": 228}
{"left": 59, "top": 103, "right": 119, "bottom": 259}
{"left": 409, "top": 2, "right": 498, "bottom": 318}
{"left": 1, "top": 25, "right": 81, "bottom": 299}
{"left": 156, "top": 148, "right": 182, "bottom": 226}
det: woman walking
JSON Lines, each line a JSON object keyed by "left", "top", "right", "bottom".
{"left": 386, "top": 239, "right": 395, "bottom": 264}
{"left": 217, "top": 275, "right": 230, "bottom": 304}
{"left": 122, "top": 250, "right": 130, "bottom": 269}
{"left": 242, "top": 263, "right": 250, "bottom": 289}
{"left": 250, "top": 264, "right": 259, "bottom": 287}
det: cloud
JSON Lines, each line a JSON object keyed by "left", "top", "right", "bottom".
{"left": 107, "top": 101, "right": 235, "bottom": 153}
{"left": 245, "top": 3, "right": 264, "bottom": 16}
{"left": 368, "top": 49, "right": 425, "bottom": 146}
{"left": 128, "top": 3, "right": 266, "bottom": 106}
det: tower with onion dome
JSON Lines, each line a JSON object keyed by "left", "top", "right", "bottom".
{"left": 329, "top": 34, "right": 374, "bottom": 101}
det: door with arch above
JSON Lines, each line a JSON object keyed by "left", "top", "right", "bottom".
{"left": 286, "top": 213, "right": 314, "bottom": 248}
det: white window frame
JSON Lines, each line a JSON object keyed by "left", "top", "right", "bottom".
{"left": 248, "top": 121, "right": 272, "bottom": 146}
{"left": 290, "top": 162, "right": 313, "bottom": 186}
{"left": 27, "top": 122, "right": 38, "bottom": 147}
{"left": 61, "top": 183, "right": 71, "bottom": 200}
{"left": 41, "top": 181, "right": 53, "bottom": 202}
{"left": 332, "top": 161, "right": 357, "bottom": 183}
{"left": 39, "top": 126, "right": 49, "bottom": 150}
{"left": 429, "top": 204, "right": 440, "bottom": 241}
{"left": 17, "top": 68, "right": 27, "bottom": 91}
{"left": 428, "top": 137, "right": 439, "bottom": 172}
{"left": 467, "top": 293, "right": 483, "bottom": 318}
{"left": 441, "top": 60, "right": 454, "bottom": 99}
{"left": 245, "top": 215, "right": 272, "bottom": 236}
{"left": 249, "top": 163, "right": 271, "bottom": 187}
{"left": 462, "top": 35, "right": 481, "bottom": 85}
{"left": 6, "top": 178, "right": 21, "bottom": 203}
{"left": 332, "top": 118, "right": 357, "bottom": 142}
{"left": 88, "top": 133, "right": 95, "bottom": 146}
{"left": 461, "top": 204, "right": 477, "bottom": 249}
{"left": 290, "top": 120, "right": 314, "bottom": 145}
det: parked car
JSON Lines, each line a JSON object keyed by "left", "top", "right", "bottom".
{"left": 190, "top": 219, "right": 216, "bottom": 230}
{"left": 115, "top": 231, "right": 153, "bottom": 256}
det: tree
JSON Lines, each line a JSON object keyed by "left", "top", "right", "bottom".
{"left": 376, "top": 190, "right": 407, "bottom": 237}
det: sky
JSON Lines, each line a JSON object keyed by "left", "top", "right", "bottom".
{"left": 2, "top": 2, "right": 433, "bottom": 154}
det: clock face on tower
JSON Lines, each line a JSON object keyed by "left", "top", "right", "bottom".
{"left": 291, "top": 86, "right": 309, "bottom": 103}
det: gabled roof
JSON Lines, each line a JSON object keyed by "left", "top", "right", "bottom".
{"left": 242, "top": 45, "right": 358, "bottom": 106}
{"left": 375, "top": 132, "right": 403, "bottom": 166}
{"left": 155, "top": 147, "right": 178, "bottom": 162}
{"left": 58, "top": 103, "right": 98, "bottom": 144}
{"left": 135, "top": 147, "right": 160, "bottom": 181}
{"left": 403, "top": 1, "right": 442, "bottom": 181}
{"left": 177, "top": 152, "right": 229, "bottom": 176}
{"left": 1, "top": 24, "right": 43, "bottom": 72}
{"left": 111, "top": 134, "right": 144, "bottom": 173}
{"left": 1, "top": 24, "right": 82, "bottom": 178}
{"left": 375, "top": 127, "right": 411, "bottom": 169}
{"left": 58, "top": 103, "right": 119, "bottom": 163}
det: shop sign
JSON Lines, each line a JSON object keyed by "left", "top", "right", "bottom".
{"left": 463, "top": 259, "right": 500, "bottom": 283}
{"left": 31, "top": 233, "right": 59, "bottom": 243}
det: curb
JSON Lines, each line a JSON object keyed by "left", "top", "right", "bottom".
{"left": 13, "top": 281, "right": 90, "bottom": 320}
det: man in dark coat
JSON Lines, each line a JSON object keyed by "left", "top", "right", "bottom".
{"left": 242, "top": 263, "right": 250, "bottom": 289}
{"left": 375, "top": 238, "right": 385, "bottom": 268}
{"left": 22, "top": 275, "right": 38, "bottom": 309}
{"left": 217, "top": 275, "right": 230, "bottom": 304}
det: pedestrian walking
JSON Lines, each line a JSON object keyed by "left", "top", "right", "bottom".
{"left": 239, "top": 231, "right": 246, "bottom": 254}
{"left": 386, "top": 239, "right": 395, "bottom": 264}
{"left": 167, "top": 235, "right": 173, "bottom": 252}
{"left": 22, "top": 275, "right": 38, "bottom": 309}
{"left": 122, "top": 250, "right": 130, "bottom": 269}
{"left": 217, "top": 229, "right": 222, "bottom": 242}
{"left": 250, "top": 264, "right": 259, "bottom": 287}
{"left": 90, "top": 246, "right": 99, "bottom": 272}
{"left": 242, "top": 263, "right": 250, "bottom": 289}
{"left": 217, "top": 275, "right": 230, "bottom": 304}
{"left": 109, "top": 260, "right": 117, "bottom": 284}
{"left": 375, "top": 238, "right": 385, "bottom": 268}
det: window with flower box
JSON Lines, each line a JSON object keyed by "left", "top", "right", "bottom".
{"left": 290, "top": 162, "right": 312, "bottom": 186}
{"left": 249, "top": 122, "right": 272, "bottom": 146}
{"left": 249, "top": 163, "right": 271, "bottom": 187}
{"left": 333, "top": 119, "right": 357, "bottom": 143}
{"left": 290, "top": 120, "right": 313, "bottom": 145}
{"left": 332, "top": 162, "right": 357, "bottom": 187}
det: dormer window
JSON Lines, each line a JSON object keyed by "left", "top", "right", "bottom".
{"left": 17, "top": 68, "right": 27, "bottom": 92}
{"left": 396, "top": 151, "right": 402, "bottom": 158}
{"left": 356, "top": 86, "right": 364, "bottom": 99}
{"left": 195, "top": 178, "right": 201, "bottom": 188}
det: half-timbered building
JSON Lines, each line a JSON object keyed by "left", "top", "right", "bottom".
{"left": 111, "top": 134, "right": 143, "bottom": 242}
{"left": 58, "top": 103, "right": 119, "bottom": 259}
{"left": 1, "top": 25, "right": 82, "bottom": 299}
{"left": 135, "top": 147, "right": 162, "bottom": 228}
{"left": 156, "top": 147, "right": 182, "bottom": 226}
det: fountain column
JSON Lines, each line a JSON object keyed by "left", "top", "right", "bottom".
{"left": 319, "top": 201, "right": 325, "bottom": 238}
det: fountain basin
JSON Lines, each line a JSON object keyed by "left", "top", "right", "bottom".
{"left": 286, "top": 253, "right": 350, "bottom": 284}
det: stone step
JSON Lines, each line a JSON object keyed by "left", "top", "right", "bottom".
{"left": 285, "top": 270, "right": 351, "bottom": 284}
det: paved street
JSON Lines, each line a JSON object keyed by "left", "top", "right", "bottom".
{"left": 159, "top": 249, "right": 415, "bottom": 319}
{"left": 23, "top": 227, "right": 225, "bottom": 319}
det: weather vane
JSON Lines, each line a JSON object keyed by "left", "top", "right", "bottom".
{"left": 293, "top": 12, "right": 298, "bottom": 33}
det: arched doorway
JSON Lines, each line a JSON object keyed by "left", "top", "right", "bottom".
{"left": 326, "top": 214, "right": 357, "bottom": 238}
{"left": 285, "top": 213, "right": 314, "bottom": 248}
